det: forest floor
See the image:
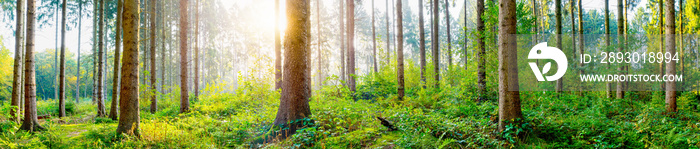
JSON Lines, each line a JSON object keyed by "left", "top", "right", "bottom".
{"left": 0, "top": 80, "right": 699, "bottom": 148}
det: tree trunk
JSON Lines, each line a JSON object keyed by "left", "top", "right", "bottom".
{"left": 605, "top": 0, "right": 612, "bottom": 98}
{"left": 616, "top": 0, "right": 624, "bottom": 99}
{"left": 432, "top": 0, "right": 440, "bottom": 89}
{"left": 77, "top": 0, "right": 82, "bottom": 103}
{"left": 194, "top": 0, "right": 200, "bottom": 100}
{"left": 347, "top": 0, "right": 356, "bottom": 92}
{"left": 92, "top": 0, "right": 97, "bottom": 104}
{"left": 117, "top": 0, "right": 141, "bottom": 137}
{"left": 275, "top": 0, "right": 282, "bottom": 90}
{"left": 150, "top": 0, "right": 158, "bottom": 114}
{"left": 179, "top": 0, "right": 190, "bottom": 114}
{"left": 445, "top": 0, "right": 451, "bottom": 66}
{"left": 372, "top": 0, "right": 378, "bottom": 73}
{"left": 19, "top": 0, "right": 46, "bottom": 132}
{"left": 555, "top": 0, "right": 563, "bottom": 92}
{"left": 11, "top": 0, "right": 25, "bottom": 123}
{"left": 385, "top": 0, "right": 390, "bottom": 66}
{"left": 55, "top": 1, "right": 58, "bottom": 102}
{"left": 317, "top": 0, "right": 323, "bottom": 88}
{"left": 578, "top": 0, "right": 584, "bottom": 92}
{"left": 110, "top": 0, "right": 123, "bottom": 120}
{"left": 497, "top": 0, "right": 522, "bottom": 132}
{"left": 664, "top": 0, "right": 676, "bottom": 112}
{"left": 340, "top": 0, "right": 346, "bottom": 83}
{"left": 96, "top": 0, "right": 106, "bottom": 117}
{"left": 160, "top": 0, "right": 166, "bottom": 96}
{"left": 419, "top": 0, "right": 426, "bottom": 88}
{"left": 463, "top": 0, "right": 467, "bottom": 69}
{"left": 272, "top": 0, "right": 312, "bottom": 140}
{"left": 58, "top": 0, "right": 67, "bottom": 118}
{"left": 397, "top": 0, "right": 404, "bottom": 100}
{"left": 658, "top": 0, "right": 665, "bottom": 91}
{"left": 476, "top": 0, "right": 486, "bottom": 101}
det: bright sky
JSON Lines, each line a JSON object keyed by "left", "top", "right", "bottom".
{"left": 0, "top": 0, "right": 650, "bottom": 58}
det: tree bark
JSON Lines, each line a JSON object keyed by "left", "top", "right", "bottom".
{"left": 96, "top": 0, "right": 106, "bottom": 117}
{"left": 432, "top": 0, "right": 440, "bottom": 89}
{"left": 58, "top": 0, "right": 67, "bottom": 118}
{"left": 664, "top": 0, "right": 676, "bottom": 112}
{"left": 385, "top": 0, "right": 390, "bottom": 66}
{"left": 77, "top": 0, "right": 82, "bottom": 103}
{"left": 372, "top": 0, "right": 378, "bottom": 73}
{"left": 272, "top": 0, "right": 312, "bottom": 140}
{"left": 497, "top": 0, "right": 522, "bottom": 132}
{"left": 616, "top": 0, "right": 624, "bottom": 99}
{"left": 476, "top": 0, "right": 485, "bottom": 101}
{"left": 275, "top": 0, "right": 282, "bottom": 90}
{"left": 317, "top": 0, "right": 323, "bottom": 88}
{"left": 578, "top": 0, "right": 584, "bottom": 92}
{"left": 180, "top": 0, "right": 190, "bottom": 114}
{"left": 555, "top": 0, "right": 563, "bottom": 92}
{"left": 110, "top": 0, "right": 123, "bottom": 120}
{"left": 445, "top": 0, "right": 451, "bottom": 66}
{"left": 19, "top": 0, "right": 46, "bottom": 132}
{"left": 419, "top": 0, "right": 426, "bottom": 88}
{"left": 92, "top": 0, "right": 97, "bottom": 104}
{"left": 605, "top": 0, "right": 612, "bottom": 98}
{"left": 117, "top": 0, "right": 141, "bottom": 137}
{"left": 347, "top": 0, "right": 356, "bottom": 92}
{"left": 11, "top": 0, "right": 25, "bottom": 123}
{"left": 150, "top": 0, "right": 158, "bottom": 114}
{"left": 340, "top": 0, "right": 346, "bottom": 83}
{"left": 194, "top": 0, "right": 200, "bottom": 100}
{"left": 397, "top": 0, "right": 404, "bottom": 100}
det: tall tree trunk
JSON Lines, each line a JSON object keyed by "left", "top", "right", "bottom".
{"left": 11, "top": 0, "right": 25, "bottom": 123}
{"left": 664, "top": 0, "right": 676, "bottom": 112}
{"left": 445, "top": 0, "right": 451, "bottom": 66}
{"left": 58, "top": 0, "right": 67, "bottom": 118}
{"left": 150, "top": 0, "right": 158, "bottom": 114}
{"left": 272, "top": 0, "right": 312, "bottom": 140}
{"left": 385, "top": 0, "right": 390, "bottom": 66}
{"left": 397, "top": 0, "right": 404, "bottom": 100}
{"left": 347, "top": 0, "right": 356, "bottom": 92}
{"left": 275, "top": 0, "right": 282, "bottom": 90}
{"left": 110, "top": 0, "right": 123, "bottom": 120}
{"left": 463, "top": 0, "right": 467, "bottom": 69}
{"left": 179, "top": 0, "right": 190, "bottom": 114}
{"left": 658, "top": 0, "right": 665, "bottom": 91}
{"left": 161, "top": 0, "right": 166, "bottom": 95}
{"left": 19, "top": 0, "right": 46, "bottom": 132}
{"left": 497, "top": 0, "right": 522, "bottom": 132}
{"left": 419, "top": 0, "right": 426, "bottom": 88}
{"left": 317, "top": 0, "right": 323, "bottom": 88}
{"left": 578, "top": 0, "right": 584, "bottom": 92}
{"left": 116, "top": 0, "right": 141, "bottom": 137}
{"left": 372, "top": 0, "right": 378, "bottom": 73}
{"left": 477, "top": 0, "right": 485, "bottom": 101}
{"left": 340, "top": 0, "right": 346, "bottom": 83}
{"left": 570, "top": 0, "right": 576, "bottom": 66}
{"left": 605, "top": 0, "right": 612, "bottom": 98}
{"left": 555, "top": 0, "right": 562, "bottom": 92}
{"left": 96, "top": 0, "right": 106, "bottom": 117}
{"left": 432, "top": 0, "right": 440, "bottom": 88}
{"left": 77, "top": 0, "right": 82, "bottom": 103}
{"left": 92, "top": 0, "right": 97, "bottom": 104}
{"left": 616, "top": 0, "right": 624, "bottom": 99}
{"left": 55, "top": 0, "right": 58, "bottom": 102}
{"left": 194, "top": 0, "right": 200, "bottom": 99}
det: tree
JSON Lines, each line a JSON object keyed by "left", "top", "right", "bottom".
{"left": 664, "top": 0, "right": 676, "bottom": 112}
{"left": 578, "top": 0, "right": 584, "bottom": 92}
{"left": 340, "top": 0, "right": 346, "bottom": 83}
{"left": 19, "top": 0, "right": 46, "bottom": 132}
{"left": 346, "top": 0, "right": 356, "bottom": 92}
{"left": 555, "top": 0, "right": 562, "bottom": 92}
{"left": 616, "top": 0, "right": 624, "bottom": 98}
{"left": 431, "top": 0, "right": 439, "bottom": 88}
{"left": 96, "top": 0, "right": 106, "bottom": 117}
{"left": 397, "top": 0, "right": 404, "bottom": 100}
{"left": 179, "top": 0, "right": 190, "bottom": 114}
{"left": 92, "top": 0, "right": 97, "bottom": 104}
{"left": 110, "top": 0, "right": 123, "bottom": 120}
{"left": 76, "top": 0, "right": 84, "bottom": 103}
{"left": 385, "top": 0, "right": 390, "bottom": 66}
{"left": 58, "top": 0, "right": 67, "bottom": 118}
{"left": 419, "top": 0, "right": 426, "bottom": 87}
{"left": 372, "top": 0, "right": 378, "bottom": 73}
{"left": 605, "top": 0, "right": 612, "bottom": 98}
{"left": 150, "top": 0, "right": 157, "bottom": 114}
{"left": 476, "top": 0, "right": 485, "bottom": 101}
{"left": 275, "top": 0, "right": 281, "bottom": 90}
{"left": 116, "top": 0, "right": 140, "bottom": 137}
{"left": 497, "top": 0, "right": 522, "bottom": 131}
{"left": 11, "top": 0, "right": 25, "bottom": 122}
{"left": 445, "top": 0, "right": 451, "bottom": 66}
{"left": 194, "top": 0, "right": 200, "bottom": 99}
{"left": 317, "top": 0, "right": 323, "bottom": 87}
{"left": 272, "top": 0, "right": 312, "bottom": 140}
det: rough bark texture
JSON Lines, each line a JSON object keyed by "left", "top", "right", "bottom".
{"left": 616, "top": 0, "right": 624, "bottom": 99}
{"left": 11, "top": 0, "right": 24, "bottom": 122}
{"left": 396, "top": 0, "right": 404, "bottom": 100}
{"left": 419, "top": 0, "right": 426, "bottom": 87}
{"left": 275, "top": 0, "right": 282, "bottom": 90}
{"left": 179, "top": 0, "right": 190, "bottom": 114}
{"left": 664, "top": 0, "right": 676, "bottom": 112}
{"left": 372, "top": 0, "right": 378, "bottom": 73}
{"left": 116, "top": 0, "right": 140, "bottom": 137}
{"left": 445, "top": 0, "right": 451, "bottom": 66}
{"left": 96, "top": 0, "right": 106, "bottom": 117}
{"left": 432, "top": 0, "right": 439, "bottom": 89}
{"left": 497, "top": 0, "right": 522, "bottom": 131}
{"left": 476, "top": 0, "right": 485, "bottom": 101}
{"left": 92, "top": 0, "right": 97, "bottom": 104}
{"left": 605, "top": 0, "right": 612, "bottom": 98}
{"left": 272, "top": 0, "right": 312, "bottom": 140}
{"left": 58, "top": 0, "right": 67, "bottom": 118}
{"left": 110, "top": 0, "right": 123, "bottom": 120}
{"left": 150, "top": 0, "right": 158, "bottom": 114}
{"left": 346, "top": 0, "right": 356, "bottom": 92}
{"left": 555, "top": 0, "right": 563, "bottom": 92}
{"left": 19, "top": 0, "right": 46, "bottom": 132}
